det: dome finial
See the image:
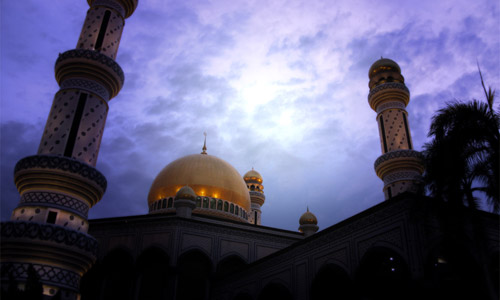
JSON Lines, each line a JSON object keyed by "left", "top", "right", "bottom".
{"left": 201, "top": 132, "right": 207, "bottom": 154}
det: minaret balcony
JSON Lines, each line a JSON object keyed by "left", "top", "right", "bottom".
{"left": 249, "top": 191, "right": 265, "bottom": 206}
{"left": 14, "top": 155, "right": 107, "bottom": 208}
{"left": 1, "top": 221, "right": 97, "bottom": 292}
{"left": 374, "top": 149, "right": 425, "bottom": 181}
{"left": 55, "top": 49, "right": 124, "bottom": 100}
{"left": 368, "top": 82, "right": 410, "bottom": 110}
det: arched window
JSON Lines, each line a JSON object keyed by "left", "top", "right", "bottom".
{"left": 167, "top": 197, "right": 173, "bottom": 208}
{"left": 136, "top": 247, "right": 170, "bottom": 300}
{"left": 217, "top": 200, "right": 223, "bottom": 210}
{"left": 162, "top": 198, "right": 166, "bottom": 209}
{"left": 196, "top": 197, "right": 201, "bottom": 208}
{"left": 86, "top": 248, "right": 134, "bottom": 300}
{"left": 210, "top": 198, "right": 216, "bottom": 209}
{"left": 356, "top": 247, "right": 410, "bottom": 300}
{"left": 235, "top": 206, "right": 239, "bottom": 216}
{"left": 224, "top": 202, "right": 229, "bottom": 212}
{"left": 216, "top": 255, "right": 247, "bottom": 279}
{"left": 311, "top": 264, "right": 352, "bottom": 300}
{"left": 230, "top": 204, "right": 234, "bottom": 213}
{"left": 177, "top": 250, "right": 212, "bottom": 300}
{"left": 203, "top": 198, "right": 209, "bottom": 208}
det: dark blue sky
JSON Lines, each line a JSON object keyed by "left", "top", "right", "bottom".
{"left": 1, "top": 0, "right": 499, "bottom": 231}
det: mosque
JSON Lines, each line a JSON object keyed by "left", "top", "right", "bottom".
{"left": 1, "top": 1, "right": 498, "bottom": 300}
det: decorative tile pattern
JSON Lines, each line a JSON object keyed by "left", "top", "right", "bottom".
{"left": 20, "top": 192, "right": 89, "bottom": 218}
{"left": 1, "top": 262, "right": 81, "bottom": 291}
{"left": 61, "top": 78, "right": 110, "bottom": 101}
{"left": 368, "top": 82, "right": 409, "bottom": 100}
{"left": 1, "top": 221, "right": 98, "bottom": 255}
{"left": 374, "top": 149, "right": 423, "bottom": 169}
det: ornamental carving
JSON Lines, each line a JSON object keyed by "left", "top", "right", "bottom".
{"left": 1, "top": 221, "right": 98, "bottom": 256}
{"left": 368, "top": 82, "right": 409, "bottom": 100}
{"left": 20, "top": 192, "right": 90, "bottom": 218}
{"left": 15, "top": 155, "right": 107, "bottom": 191}
{"left": 55, "top": 49, "right": 124, "bottom": 84}
{"left": 60, "top": 78, "right": 110, "bottom": 101}
{"left": 383, "top": 171, "right": 422, "bottom": 185}
{"left": 374, "top": 150, "right": 423, "bottom": 169}
{"left": 1, "top": 262, "right": 81, "bottom": 291}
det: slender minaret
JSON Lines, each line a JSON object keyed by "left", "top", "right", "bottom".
{"left": 1, "top": 1, "right": 138, "bottom": 298}
{"left": 244, "top": 168, "right": 265, "bottom": 225}
{"left": 368, "top": 58, "right": 424, "bottom": 199}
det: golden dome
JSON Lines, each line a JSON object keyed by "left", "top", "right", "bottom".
{"left": 244, "top": 169, "right": 262, "bottom": 181}
{"left": 299, "top": 208, "right": 318, "bottom": 225}
{"left": 368, "top": 58, "right": 401, "bottom": 78}
{"left": 175, "top": 186, "right": 196, "bottom": 201}
{"left": 148, "top": 154, "right": 251, "bottom": 212}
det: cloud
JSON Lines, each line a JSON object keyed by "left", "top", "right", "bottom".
{"left": 0, "top": 121, "right": 41, "bottom": 220}
{"left": 1, "top": 0, "right": 499, "bottom": 230}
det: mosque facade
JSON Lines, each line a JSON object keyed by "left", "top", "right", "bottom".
{"left": 1, "top": 1, "right": 498, "bottom": 300}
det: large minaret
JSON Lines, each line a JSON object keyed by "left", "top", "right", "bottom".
{"left": 368, "top": 58, "right": 424, "bottom": 199}
{"left": 244, "top": 169, "right": 265, "bottom": 225}
{"left": 1, "top": 1, "right": 138, "bottom": 298}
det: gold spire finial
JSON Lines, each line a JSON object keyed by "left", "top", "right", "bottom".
{"left": 201, "top": 132, "right": 207, "bottom": 154}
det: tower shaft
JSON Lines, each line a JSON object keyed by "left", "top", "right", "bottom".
{"left": 1, "top": 1, "right": 138, "bottom": 299}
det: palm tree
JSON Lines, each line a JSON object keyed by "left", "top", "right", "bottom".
{"left": 423, "top": 68, "right": 499, "bottom": 212}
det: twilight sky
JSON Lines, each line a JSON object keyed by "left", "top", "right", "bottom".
{"left": 1, "top": 0, "right": 499, "bottom": 231}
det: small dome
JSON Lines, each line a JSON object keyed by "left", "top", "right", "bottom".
{"left": 368, "top": 58, "right": 401, "bottom": 78}
{"left": 175, "top": 186, "right": 196, "bottom": 201}
{"left": 244, "top": 169, "right": 262, "bottom": 181}
{"left": 299, "top": 208, "right": 318, "bottom": 225}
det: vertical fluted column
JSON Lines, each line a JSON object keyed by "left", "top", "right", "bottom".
{"left": 1, "top": 1, "right": 138, "bottom": 299}
{"left": 368, "top": 58, "right": 424, "bottom": 199}
{"left": 244, "top": 169, "right": 265, "bottom": 225}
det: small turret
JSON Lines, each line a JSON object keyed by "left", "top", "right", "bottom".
{"left": 174, "top": 186, "right": 197, "bottom": 218}
{"left": 298, "top": 207, "right": 319, "bottom": 237}
{"left": 244, "top": 168, "right": 265, "bottom": 225}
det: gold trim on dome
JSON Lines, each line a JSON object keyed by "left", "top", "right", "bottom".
{"left": 148, "top": 154, "right": 251, "bottom": 212}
